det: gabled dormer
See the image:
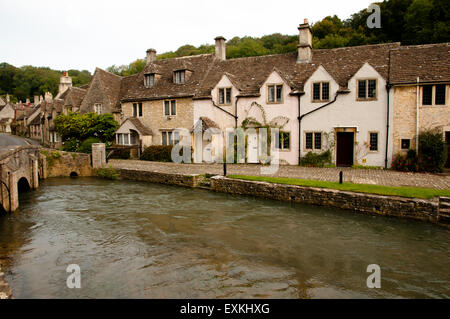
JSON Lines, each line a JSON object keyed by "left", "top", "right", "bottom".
{"left": 144, "top": 73, "right": 161, "bottom": 88}
{"left": 173, "top": 69, "right": 192, "bottom": 84}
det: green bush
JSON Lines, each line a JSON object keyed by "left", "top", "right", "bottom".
{"left": 78, "top": 137, "right": 102, "bottom": 154}
{"left": 300, "top": 150, "right": 332, "bottom": 167}
{"left": 61, "top": 137, "right": 80, "bottom": 152}
{"left": 140, "top": 145, "right": 173, "bottom": 162}
{"left": 418, "top": 130, "right": 447, "bottom": 173}
{"left": 96, "top": 165, "right": 119, "bottom": 180}
{"left": 392, "top": 149, "right": 419, "bottom": 172}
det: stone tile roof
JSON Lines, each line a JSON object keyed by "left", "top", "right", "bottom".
{"left": 29, "top": 114, "right": 41, "bottom": 125}
{"left": 119, "top": 43, "right": 399, "bottom": 102}
{"left": 192, "top": 116, "right": 220, "bottom": 132}
{"left": 389, "top": 43, "right": 450, "bottom": 85}
{"left": 96, "top": 68, "right": 122, "bottom": 110}
{"left": 59, "top": 86, "right": 87, "bottom": 108}
{"left": 0, "top": 96, "right": 5, "bottom": 106}
{"left": 126, "top": 117, "right": 153, "bottom": 135}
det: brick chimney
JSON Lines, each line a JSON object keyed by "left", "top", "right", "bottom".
{"left": 215, "top": 36, "right": 226, "bottom": 60}
{"left": 146, "top": 49, "right": 157, "bottom": 65}
{"left": 297, "top": 19, "right": 312, "bottom": 64}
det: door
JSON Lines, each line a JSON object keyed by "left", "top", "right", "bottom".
{"left": 445, "top": 131, "right": 450, "bottom": 168}
{"left": 247, "top": 131, "right": 259, "bottom": 163}
{"left": 336, "top": 132, "right": 354, "bottom": 167}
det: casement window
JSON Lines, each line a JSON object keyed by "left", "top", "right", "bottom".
{"left": 144, "top": 74, "right": 155, "bottom": 87}
{"left": 369, "top": 132, "right": 378, "bottom": 151}
{"left": 164, "top": 100, "right": 176, "bottom": 116}
{"left": 218, "top": 88, "right": 232, "bottom": 105}
{"left": 357, "top": 79, "right": 377, "bottom": 100}
{"left": 133, "top": 103, "right": 143, "bottom": 117}
{"left": 312, "top": 82, "right": 330, "bottom": 101}
{"left": 161, "top": 130, "right": 180, "bottom": 146}
{"left": 117, "top": 133, "right": 137, "bottom": 145}
{"left": 305, "top": 132, "right": 322, "bottom": 150}
{"left": 174, "top": 70, "right": 185, "bottom": 84}
{"left": 422, "top": 85, "right": 446, "bottom": 106}
{"left": 267, "top": 84, "right": 283, "bottom": 103}
{"left": 401, "top": 139, "right": 411, "bottom": 150}
{"left": 278, "top": 131, "right": 291, "bottom": 150}
{"left": 94, "top": 103, "right": 103, "bottom": 115}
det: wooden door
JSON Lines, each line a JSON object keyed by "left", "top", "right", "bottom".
{"left": 337, "top": 132, "right": 354, "bottom": 167}
{"left": 247, "top": 131, "right": 259, "bottom": 164}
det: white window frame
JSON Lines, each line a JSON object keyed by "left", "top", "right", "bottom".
{"left": 94, "top": 103, "right": 103, "bottom": 115}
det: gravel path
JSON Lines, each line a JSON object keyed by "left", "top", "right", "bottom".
{"left": 109, "top": 160, "right": 450, "bottom": 190}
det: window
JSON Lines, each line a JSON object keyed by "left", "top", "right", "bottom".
{"left": 94, "top": 103, "right": 103, "bottom": 115}
{"left": 278, "top": 132, "right": 290, "bottom": 150}
{"left": 268, "top": 84, "right": 283, "bottom": 103}
{"left": 305, "top": 132, "right": 322, "bottom": 150}
{"left": 369, "top": 132, "right": 378, "bottom": 151}
{"left": 401, "top": 139, "right": 411, "bottom": 150}
{"left": 218, "top": 88, "right": 232, "bottom": 105}
{"left": 133, "top": 103, "right": 143, "bottom": 117}
{"left": 164, "top": 100, "right": 176, "bottom": 116}
{"left": 422, "top": 85, "right": 433, "bottom": 105}
{"left": 357, "top": 79, "right": 377, "bottom": 100}
{"left": 312, "top": 82, "right": 330, "bottom": 101}
{"left": 161, "top": 131, "right": 178, "bottom": 146}
{"left": 436, "top": 85, "right": 446, "bottom": 105}
{"left": 174, "top": 70, "right": 185, "bottom": 84}
{"left": 144, "top": 74, "right": 155, "bottom": 87}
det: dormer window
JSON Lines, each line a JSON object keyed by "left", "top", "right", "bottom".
{"left": 144, "top": 74, "right": 155, "bottom": 87}
{"left": 267, "top": 84, "right": 283, "bottom": 104}
{"left": 174, "top": 70, "right": 185, "bottom": 84}
{"left": 218, "top": 88, "right": 232, "bottom": 105}
{"left": 357, "top": 79, "right": 377, "bottom": 101}
{"left": 312, "top": 82, "right": 330, "bottom": 102}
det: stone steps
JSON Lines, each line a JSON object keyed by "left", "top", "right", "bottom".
{"left": 438, "top": 197, "right": 450, "bottom": 223}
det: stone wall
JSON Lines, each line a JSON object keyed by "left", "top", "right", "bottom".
{"left": 117, "top": 168, "right": 202, "bottom": 188}
{"left": 210, "top": 176, "right": 440, "bottom": 223}
{"left": 40, "top": 149, "right": 93, "bottom": 178}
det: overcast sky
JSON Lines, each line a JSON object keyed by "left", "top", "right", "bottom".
{"left": 0, "top": 0, "right": 375, "bottom": 73}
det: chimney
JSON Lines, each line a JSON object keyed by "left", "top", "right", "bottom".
{"left": 34, "top": 95, "right": 39, "bottom": 105}
{"left": 57, "top": 72, "right": 72, "bottom": 98}
{"left": 6, "top": 93, "right": 10, "bottom": 103}
{"left": 146, "top": 49, "right": 157, "bottom": 65}
{"left": 297, "top": 19, "right": 312, "bottom": 64}
{"left": 215, "top": 36, "right": 226, "bottom": 60}
{"left": 44, "top": 92, "right": 53, "bottom": 102}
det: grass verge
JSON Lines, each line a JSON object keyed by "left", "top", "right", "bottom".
{"left": 229, "top": 175, "right": 450, "bottom": 199}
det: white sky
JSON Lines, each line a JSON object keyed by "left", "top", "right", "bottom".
{"left": 0, "top": 0, "right": 375, "bottom": 73}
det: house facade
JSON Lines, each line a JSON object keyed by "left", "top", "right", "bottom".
{"left": 389, "top": 43, "right": 450, "bottom": 168}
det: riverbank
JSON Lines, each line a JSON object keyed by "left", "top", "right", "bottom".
{"left": 0, "top": 266, "right": 12, "bottom": 299}
{"left": 113, "top": 167, "right": 450, "bottom": 227}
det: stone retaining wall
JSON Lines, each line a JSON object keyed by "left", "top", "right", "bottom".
{"left": 40, "top": 149, "right": 93, "bottom": 178}
{"left": 117, "top": 168, "right": 202, "bottom": 188}
{"left": 210, "top": 176, "right": 440, "bottom": 223}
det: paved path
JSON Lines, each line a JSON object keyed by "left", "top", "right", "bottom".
{"left": 109, "top": 160, "right": 450, "bottom": 190}
{"left": 0, "top": 133, "right": 39, "bottom": 148}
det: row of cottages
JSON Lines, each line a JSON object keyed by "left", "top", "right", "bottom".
{"left": 109, "top": 20, "right": 448, "bottom": 167}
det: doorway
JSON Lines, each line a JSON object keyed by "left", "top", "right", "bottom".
{"left": 336, "top": 132, "right": 354, "bottom": 167}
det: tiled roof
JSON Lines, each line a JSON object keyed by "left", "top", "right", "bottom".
{"left": 389, "top": 43, "right": 450, "bottom": 84}
{"left": 96, "top": 68, "right": 122, "bottom": 110}
{"left": 29, "top": 115, "right": 41, "bottom": 125}
{"left": 127, "top": 117, "right": 153, "bottom": 135}
{"left": 192, "top": 116, "right": 220, "bottom": 132}
{"left": 59, "top": 86, "right": 87, "bottom": 108}
{"left": 0, "top": 96, "right": 5, "bottom": 106}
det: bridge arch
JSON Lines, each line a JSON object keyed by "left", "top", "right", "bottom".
{"left": 18, "top": 177, "right": 31, "bottom": 193}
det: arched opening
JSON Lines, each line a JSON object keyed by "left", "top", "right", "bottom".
{"left": 70, "top": 172, "right": 78, "bottom": 178}
{"left": 18, "top": 177, "right": 31, "bottom": 193}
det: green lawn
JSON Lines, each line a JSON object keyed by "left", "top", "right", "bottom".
{"left": 228, "top": 175, "right": 450, "bottom": 199}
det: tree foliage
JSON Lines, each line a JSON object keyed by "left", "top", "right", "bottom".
{"left": 54, "top": 112, "right": 119, "bottom": 153}
{"left": 0, "top": 63, "right": 92, "bottom": 103}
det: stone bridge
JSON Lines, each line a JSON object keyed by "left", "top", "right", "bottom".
{"left": 0, "top": 145, "right": 40, "bottom": 212}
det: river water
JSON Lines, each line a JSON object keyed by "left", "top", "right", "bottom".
{"left": 0, "top": 177, "right": 449, "bottom": 299}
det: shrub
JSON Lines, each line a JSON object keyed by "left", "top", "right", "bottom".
{"left": 300, "top": 150, "right": 332, "bottom": 167}
{"left": 61, "top": 137, "right": 80, "bottom": 152}
{"left": 392, "top": 149, "right": 419, "bottom": 172}
{"left": 140, "top": 145, "right": 173, "bottom": 162}
{"left": 96, "top": 165, "right": 119, "bottom": 180}
{"left": 78, "top": 137, "right": 102, "bottom": 154}
{"left": 418, "top": 130, "right": 447, "bottom": 173}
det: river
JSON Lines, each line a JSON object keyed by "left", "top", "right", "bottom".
{"left": 0, "top": 177, "right": 449, "bottom": 298}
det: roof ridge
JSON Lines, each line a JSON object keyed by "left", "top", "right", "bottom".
{"left": 393, "top": 42, "right": 450, "bottom": 50}
{"left": 158, "top": 53, "right": 214, "bottom": 61}
{"left": 96, "top": 67, "right": 123, "bottom": 78}
{"left": 313, "top": 42, "right": 401, "bottom": 52}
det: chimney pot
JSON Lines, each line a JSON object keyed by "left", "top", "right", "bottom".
{"left": 146, "top": 49, "right": 157, "bottom": 64}
{"left": 215, "top": 36, "right": 226, "bottom": 61}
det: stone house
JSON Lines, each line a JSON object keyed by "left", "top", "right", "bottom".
{"left": 0, "top": 95, "right": 15, "bottom": 133}
{"left": 389, "top": 43, "right": 450, "bottom": 168}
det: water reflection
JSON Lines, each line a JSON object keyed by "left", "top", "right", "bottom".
{"left": 0, "top": 177, "right": 449, "bottom": 299}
